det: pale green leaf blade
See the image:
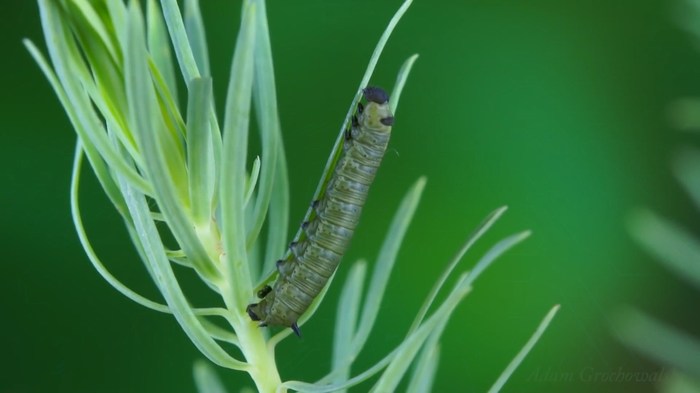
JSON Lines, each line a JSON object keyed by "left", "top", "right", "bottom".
{"left": 184, "top": 0, "right": 211, "bottom": 76}
{"left": 488, "top": 305, "right": 560, "bottom": 393}
{"left": 71, "top": 143, "right": 170, "bottom": 313}
{"left": 245, "top": 156, "right": 261, "bottom": 208}
{"left": 673, "top": 148, "right": 700, "bottom": 210}
{"left": 288, "top": 276, "right": 471, "bottom": 393}
{"left": 262, "top": 143, "right": 290, "bottom": 277}
{"left": 629, "top": 209, "right": 700, "bottom": 288}
{"left": 406, "top": 344, "right": 439, "bottom": 393}
{"left": 464, "top": 231, "right": 531, "bottom": 287}
{"left": 194, "top": 360, "right": 229, "bottom": 393}
{"left": 160, "top": 0, "right": 223, "bottom": 207}
{"left": 370, "top": 278, "right": 470, "bottom": 393}
{"left": 160, "top": 0, "right": 201, "bottom": 81}
{"left": 390, "top": 53, "right": 419, "bottom": 114}
{"left": 71, "top": 0, "right": 119, "bottom": 61}
{"left": 37, "top": 0, "right": 152, "bottom": 195}
{"left": 187, "top": 77, "right": 215, "bottom": 225}
{"left": 351, "top": 177, "right": 426, "bottom": 353}
{"left": 407, "top": 309, "right": 450, "bottom": 393}
{"left": 408, "top": 206, "right": 508, "bottom": 334}
{"left": 613, "top": 309, "right": 700, "bottom": 381}
{"left": 106, "top": 0, "right": 127, "bottom": 44}
{"left": 219, "top": 0, "right": 257, "bottom": 306}
{"left": 147, "top": 0, "right": 179, "bottom": 101}
{"left": 332, "top": 261, "right": 367, "bottom": 390}
{"left": 245, "top": 0, "right": 281, "bottom": 253}
{"left": 24, "top": 39, "right": 128, "bottom": 215}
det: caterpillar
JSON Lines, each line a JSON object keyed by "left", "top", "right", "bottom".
{"left": 246, "top": 87, "right": 395, "bottom": 336}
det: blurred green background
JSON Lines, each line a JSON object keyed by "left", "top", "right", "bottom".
{"left": 1, "top": 0, "right": 698, "bottom": 392}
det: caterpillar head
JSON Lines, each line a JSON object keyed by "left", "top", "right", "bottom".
{"left": 361, "top": 86, "right": 394, "bottom": 132}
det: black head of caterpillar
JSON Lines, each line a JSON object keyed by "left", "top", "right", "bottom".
{"left": 247, "top": 86, "right": 394, "bottom": 336}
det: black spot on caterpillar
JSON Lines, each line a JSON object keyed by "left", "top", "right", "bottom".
{"left": 257, "top": 285, "right": 272, "bottom": 299}
{"left": 247, "top": 87, "right": 394, "bottom": 336}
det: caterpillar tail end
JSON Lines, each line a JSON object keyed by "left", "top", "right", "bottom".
{"left": 291, "top": 322, "right": 302, "bottom": 338}
{"left": 246, "top": 303, "right": 261, "bottom": 321}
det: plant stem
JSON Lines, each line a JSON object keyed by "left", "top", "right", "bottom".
{"left": 220, "top": 280, "right": 282, "bottom": 392}
{"left": 239, "top": 321, "right": 283, "bottom": 393}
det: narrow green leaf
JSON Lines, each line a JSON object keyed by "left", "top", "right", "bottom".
{"left": 194, "top": 360, "right": 229, "bottom": 393}
{"left": 70, "top": 0, "right": 119, "bottom": 61}
{"left": 67, "top": 1, "right": 130, "bottom": 129}
{"left": 160, "top": 0, "right": 223, "bottom": 208}
{"left": 124, "top": 1, "right": 217, "bottom": 280}
{"left": 148, "top": 56, "right": 189, "bottom": 195}
{"left": 160, "top": 0, "right": 222, "bottom": 210}
{"left": 199, "top": 319, "right": 240, "bottom": 346}
{"left": 184, "top": 0, "right": 210, "bottom": 76}
{"left": 106, "top": 0, "right": 127, "bottom": 44}
{"left": 37, "top": 0, "right": 152, "bottom": 195}
{"left": 468, "top": 231, "right": 531, "bottom": 285}
{"left": 370, "top": 278, "right": 470, "bottom": 393}
{"left": 25, "top": 40, "right": 127, "bottom": 215}
{"left": 332, "top": 261, "right": 368, "bottom": 391}
{"left": 50, "top": 0, "right": 138, "bottom": 172}
{"left": 56, "top": 6, "right": 136, "bottom": 165}
{"left": 488, "top": 305, "right": 560, "bottom": 393}
{"left": 673, "top": 148, "right": 700, "bottom": 210}
{"left": 351, "top": 177, "right": 426, "bottom": 353}
{"left": 246, "top": 203, "right": 262, "bottom": 282}
{"left": 187, "top": 77, "right": 215, "bottom": 226}
{"left": 160, "top": 0, "right": 202, "bottom": 82}
{"left": 245, "top": 0, "right": 281, "bottom": 252}
{"left": 245, "top": 156, "right": 261, "bottom": 208}
{"left": 147, "top": 0, "right": 179, "bottom": 103}
{"left": 293, "top": 275, "right": 471, "bottom": 393}
{"left": 408, "top": 306, "right": 451, "bottom": 393}
{"left": 629, "top": 209, "right": 700, "bottom": 289}
{"left": 83, "top": 70, "right": 140, "bottom": 169}
{"left": 613, "top": 309, "right": 700, "bottom": 381}
{"left": 71, "top": 143, "right": 170, "bottom": 313}
{"left": 406, "top": 344, "right": 440, "bottom": 393}
{"left": 167, "top": 255, "right": 193, "bottom": 268}
{"left": 408, "top": 206, "right": 508, "bottom": 334}
{"left": 390, "top": 54, "right": 419, "bottom": 114}
{"left": 262, "top": 143, "right": 290, "bottom": 279}
{"left": 219, "top": 0, "right": 257, "bottom": 306}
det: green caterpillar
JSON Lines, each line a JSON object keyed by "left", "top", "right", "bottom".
{"left": 246, "top": 87, "right": 395, "bottom": 336}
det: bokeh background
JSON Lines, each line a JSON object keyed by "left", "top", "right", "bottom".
{"left": 1, "top": 0, "right": 698, "bottom": 392}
